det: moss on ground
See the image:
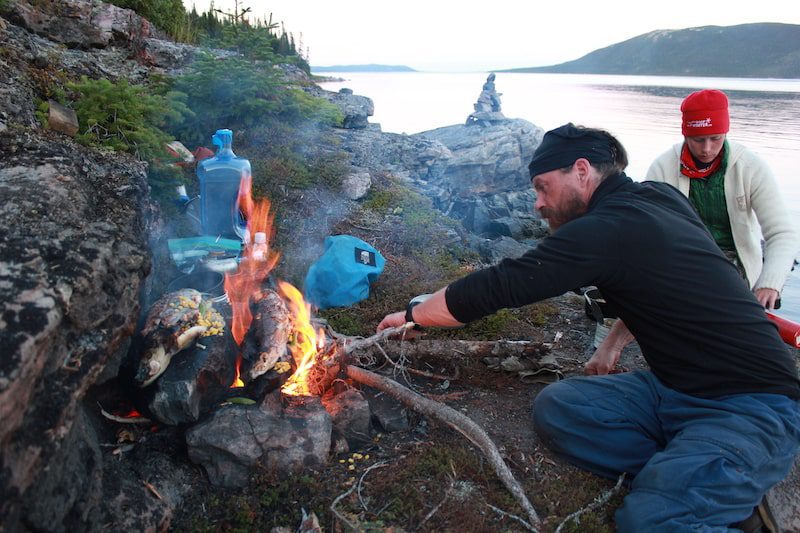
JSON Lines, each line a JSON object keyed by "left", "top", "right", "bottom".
{"left": 173, "top": 421, "right": 624, "bottom": 532}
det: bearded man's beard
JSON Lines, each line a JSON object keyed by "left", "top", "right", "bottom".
{"left": 538, "top": 190, "right": 588, "bottom": 231}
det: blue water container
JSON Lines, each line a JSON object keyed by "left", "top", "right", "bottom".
{"left": 196, "top": 129, "right": 250, "bottom": 239}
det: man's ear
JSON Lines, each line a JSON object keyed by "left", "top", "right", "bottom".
{"left": 573, "top": 158, "right": 592, "bottom": 182}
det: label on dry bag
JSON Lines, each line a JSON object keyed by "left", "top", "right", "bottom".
{"left": 354, "top": 247, "right": 377, "bottom": 266}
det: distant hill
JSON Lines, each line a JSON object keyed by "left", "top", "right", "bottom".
{"left": 311, "top": 64, "right": 417, "bottom": 73}
{"left": 501, "top": 23, "right": 800, "bottom": 78}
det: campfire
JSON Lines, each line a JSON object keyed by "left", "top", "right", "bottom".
{"left": 124, "top": 172, "right": 388, "bottom": 487}
{"left": 118, "top": 173, "right": 552, "bottom": 528}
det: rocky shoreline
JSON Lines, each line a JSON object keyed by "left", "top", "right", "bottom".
{"left": 2, "top": 2, "right": 797, "bottom": 531}
{"left": 0, "top": 2, "right": 554, "bottom": 528}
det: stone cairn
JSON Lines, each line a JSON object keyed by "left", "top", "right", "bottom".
{"left": 466, "top": 72, "right": 506, "bottom": 125}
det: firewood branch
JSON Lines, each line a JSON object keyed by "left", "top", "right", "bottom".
{"left": 340, "top": 323, "right": 415, "bottom": 354}
{"left": 555, "top": 473, "right": 626, "bottom": 532}
{"left": 345, "top": 364, "right": 541, "bottom": 530}
{"left": 337, "top": 329, "right": 554, "bottom": 361}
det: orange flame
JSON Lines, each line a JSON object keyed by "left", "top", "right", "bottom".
{"left": 231, "top": 357, "right": 244, "bottom": 388}
{"left": 224, "top": 173, "right": 280, "bottom": 347}
{"left": 278, "top": 281, "right": 327, "bottom": 396}
{"left": 224, "top": 173, "right": 327, "bottom": 396}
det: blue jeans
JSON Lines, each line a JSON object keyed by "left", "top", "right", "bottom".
{"left": 533, "top": 371, "right": 800, "bottom": 532}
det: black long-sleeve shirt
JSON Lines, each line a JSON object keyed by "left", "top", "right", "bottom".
{"left": 446, "top": 172, "right": 800, "bottom": 399}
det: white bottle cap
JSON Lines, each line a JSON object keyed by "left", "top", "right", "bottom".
{"left": 254, "top": 232, "right": 267, "bottom": 244}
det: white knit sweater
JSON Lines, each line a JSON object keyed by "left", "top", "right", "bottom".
{"left": 646, "top": 140, "right": 798, "bottom": 292}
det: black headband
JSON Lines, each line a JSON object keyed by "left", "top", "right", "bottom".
{"left": 528, "top": 123, "right": 615, "bottom": 178}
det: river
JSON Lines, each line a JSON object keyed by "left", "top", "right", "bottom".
{"left": 317, "top": 72, "right": 800, "bottom": 322}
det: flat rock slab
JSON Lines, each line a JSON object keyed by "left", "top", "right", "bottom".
{"left": 322, "top": 388, "right": 372, "bottom": 448}
{"left": 186, "top": 395, "right": 332, "bottom": 488}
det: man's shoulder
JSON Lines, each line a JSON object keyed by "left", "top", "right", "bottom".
{"left": 595, "top": 179, "right": 695, "bottom": 225}
{"left": 610, "top": 178, "right": 685, "bottom": 203}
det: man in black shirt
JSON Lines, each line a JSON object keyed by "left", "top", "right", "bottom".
{"left": 377, "top": 123, "right": 800, "bottom": 530}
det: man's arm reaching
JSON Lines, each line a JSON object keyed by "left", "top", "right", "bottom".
{"left": 377, "top": 287, "right": 465, "bottom": 331}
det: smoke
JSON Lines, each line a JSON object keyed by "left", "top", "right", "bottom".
{"left": 274, "top": 185, "right": 354, "bottom": 290}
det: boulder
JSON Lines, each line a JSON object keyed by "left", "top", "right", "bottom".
{"left": 416, "top": 118, "right": 543, "bottom": 197}
{"left": 306, "top": 86, "right": 375, "bottom": 129}
{"left": 341, "top": 169, "right": 372, "bottom": 199}
{"left": 47, "top": 99, "right": 79, "bottom": 136}
{"left": 5, "top": 0, "right": 163, "bottom": 49}
{"left": 0, "top": 127, "right": 153, "bottom": 529}
{"left": 322, "top": 115, "right": 547, "bottom": 246}
{"left": 186, "top": 396, "right": 332, "bottom": 488}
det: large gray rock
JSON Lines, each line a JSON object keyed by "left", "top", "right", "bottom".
{"left": 5, "top": 0, "right": 163, "bottom": 49}
{"left": 325, "top": 117, "right": 545, "bottom": 240}
{"left": 0, "top": 127, "right": 153, "bottom": 529}
{"left": 139, "top": 37, "right": 200, "bottom": 70}
{"left": 416, "top": 118, "right": 543, "bottom": 197}
{"left": 341, "top": 168, "right": 372, "bottom": 199}
{"left": 186, "top": 396, "right": 332, "bottom": 488}
{"left": 306, "top": 86, "right": 375, "bottom": 129}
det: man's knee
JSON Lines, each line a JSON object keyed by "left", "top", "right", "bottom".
{"left": 532, "top": 380, "right": 582, "bottom": 443}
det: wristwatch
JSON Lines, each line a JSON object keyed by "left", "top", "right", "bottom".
{"left": 405, "top": 300, "right": 424, "bottom": 330}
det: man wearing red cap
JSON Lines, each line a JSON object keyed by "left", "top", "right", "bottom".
{"left": 647, "top": 88, "right": 797, "bottom": 309}
{"left": 377, "top": 123, "right": 799, "bottom": 531}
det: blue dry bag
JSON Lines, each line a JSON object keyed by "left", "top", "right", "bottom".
{"left": 304, "top": 235, "right": 385, "bottom": 309}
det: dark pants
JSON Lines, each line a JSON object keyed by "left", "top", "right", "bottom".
{"left": 533, "top": 371, "right": 800, "bottom": 531}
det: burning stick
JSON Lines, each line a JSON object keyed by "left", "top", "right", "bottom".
{"left": 344, "top": 364, "right": 542, "bottom": 529}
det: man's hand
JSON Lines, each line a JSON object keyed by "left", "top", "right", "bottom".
{"left": 584, "top": 319, "right": 635, "bottom": 376}
{"left": 376, "top": 288, "right": 464, "bottom": 334}
{"left": 377, "top": 311, "right": 407, "bottom": 331}
{"left": 754, "top": 288, "right": 780, "bottom": 310}
{"left": 585, "top": 343, "right": 622, "bottom": 375}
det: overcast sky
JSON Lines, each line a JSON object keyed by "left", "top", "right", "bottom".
{"left": 184, "top": 1, "right": 800, "bottom": 72}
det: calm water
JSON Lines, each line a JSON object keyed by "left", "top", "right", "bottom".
{"left": 318, "top": 72, "right": 800, "bottom": 322}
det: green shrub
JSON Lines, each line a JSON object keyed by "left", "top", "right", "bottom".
{"left": 108, "top": 0, "right": 188, "bottom": 39}
{"left": 170, "top": 55, "right": 281, "bottom": 146}
{"left": 171, "top": 55, "right": 341, "bottom": 147}
{"left": 66, "top": 76, "right": 190, "bottom": 160}
{"left": 211, "top": 24, "right": 279, "bottom": 62}
{"left": 147, "top": 160, "right": 187, "bottom": 211}
{"left": 278, "top": 88, "right": 343, "bottom": 126}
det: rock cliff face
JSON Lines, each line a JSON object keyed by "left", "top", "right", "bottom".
{"left": 0, "top": 126, "right": 154, "bottom": 531}
{"left": 0, "top": 5, "right": 157, "bottom": 530}
{"left": 7, "top": 0, "right": 161, "bottom": 48}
